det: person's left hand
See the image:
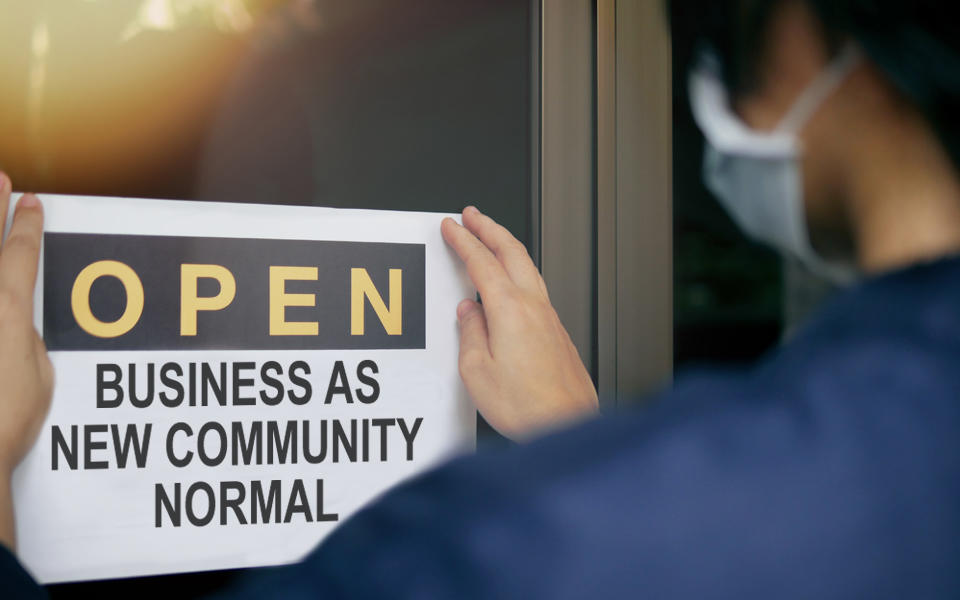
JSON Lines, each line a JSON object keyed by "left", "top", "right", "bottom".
{"left": 0, "top": 173, "right": 53, "bottom": 550}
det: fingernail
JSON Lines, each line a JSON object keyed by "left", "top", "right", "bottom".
{"left": 457, "top": 299, "right": 474, "bottom": 319}
{"left": 18, "top": 193, "right": 39, "bottom": 209}
{"left": 465, "top": 205, "right": 480, "bottom": 215}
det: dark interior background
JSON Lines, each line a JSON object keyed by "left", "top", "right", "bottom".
{"left": 670, "top": 8, "right": 783, "bottom": 369}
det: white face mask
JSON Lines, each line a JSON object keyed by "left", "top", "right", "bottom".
{"left": 688, "top": 44, "right": 862, "bottom": 284}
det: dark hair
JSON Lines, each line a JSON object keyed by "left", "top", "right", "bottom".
{"left": 669, "top": 0, "right": 960, "bottom": 170}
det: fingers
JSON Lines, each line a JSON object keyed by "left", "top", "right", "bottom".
{"left": 441, "top": 217, "right": 512, "bottom": 302}
{"left": 0, "top": 193, "right": 43, "bottom": 307}
{"left": 461, "top": 206, "right": 545, "bottom": 297}
{"left": 456, "top": 298, "right": 491, "bottom": 385}
{"left": 0, "top": 172, "right": 10, "bottom": 237}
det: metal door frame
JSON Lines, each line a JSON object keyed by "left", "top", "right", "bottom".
{"left": 538, "top": 0, "right": 672, "bottom": 408}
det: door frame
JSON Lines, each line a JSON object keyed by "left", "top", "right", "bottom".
{"left": 538, "top": 0, "right": 673, "bottom": 408}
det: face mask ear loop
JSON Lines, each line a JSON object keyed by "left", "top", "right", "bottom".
{"left": 775, "top": 43, "right": 863, "bottom": 135}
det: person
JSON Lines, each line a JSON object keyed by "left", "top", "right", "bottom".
{"left": 2, "top": 0, "right": 960, "bottom": 597}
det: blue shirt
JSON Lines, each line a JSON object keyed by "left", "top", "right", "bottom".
{"left": 5, "top": 256, "right": 960, "bottom": 598}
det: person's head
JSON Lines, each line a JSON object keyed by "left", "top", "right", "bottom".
{"left": 672, "top": 0, "right": 960, "bottom": 275}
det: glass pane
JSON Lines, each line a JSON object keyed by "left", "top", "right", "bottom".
{"left": 670, "top": 20, "right": 783, "bottom": 368}
{"left": 0, "top": 1, "right": 533, "bottom": 596}
{"left": 0, "top": 0, "right": 533, "bottom": 245}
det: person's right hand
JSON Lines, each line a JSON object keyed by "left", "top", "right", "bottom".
{"left": 441, "top": 206, "right": 598, "bottom": 441}
{"left": 0, "top": 174, "right": 53, "bottom": 480}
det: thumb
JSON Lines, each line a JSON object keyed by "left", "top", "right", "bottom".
{"left": 456, "top": 298, "right": 490, "bottom": 378}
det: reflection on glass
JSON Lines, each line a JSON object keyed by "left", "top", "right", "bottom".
{"left": 0, "top": 0, "right": 532, "bottom": 245}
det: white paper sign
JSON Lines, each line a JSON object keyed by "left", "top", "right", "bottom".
{"left": 9, "top": 194, "right": 476, "bottom": 583}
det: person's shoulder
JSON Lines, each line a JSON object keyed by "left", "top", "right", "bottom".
{"left": 287, "top": 260, "right": 960, "bottom": 598}
{"left": 752, "top": 255, "right": 960, "bottom": 416}
{"left": 305, "top": 361, "right": 959, "bottom": 597}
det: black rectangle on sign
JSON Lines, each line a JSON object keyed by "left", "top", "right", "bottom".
{"left": 43, "top": 233, "right": 426, "bottom": 351}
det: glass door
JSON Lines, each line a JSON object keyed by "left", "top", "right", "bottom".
{"left": 0, "top": 1, "right": 537, "bottom": 596}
